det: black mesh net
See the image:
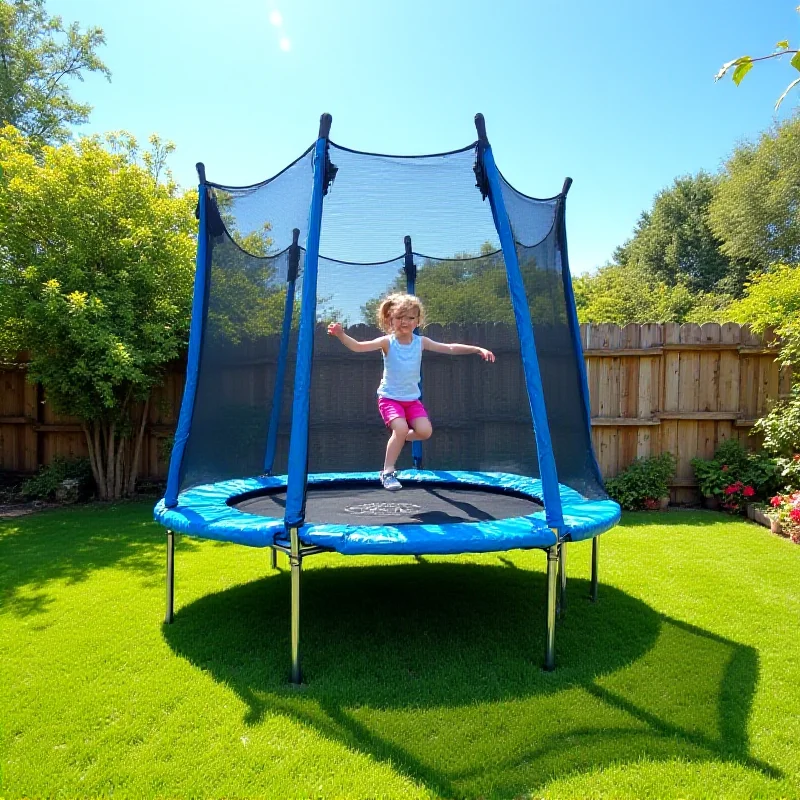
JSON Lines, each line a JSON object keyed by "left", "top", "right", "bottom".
{"left": 175, "top": 140, "right": 606, "bottom": 501}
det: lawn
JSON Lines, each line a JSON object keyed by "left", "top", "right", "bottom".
{"left": 1, "top": 503, "right": 799, "bottom": 799}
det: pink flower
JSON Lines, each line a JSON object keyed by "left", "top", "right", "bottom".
{"left": 743, "top": 486, "right": 755, "bottom": 498}
{"left": 724, "top": 485, "right": 738, "bottom": 495}
{"left": 721, "top": 465, "right": 729, "bottom": 472}
{"left": 793, "top": 454, "right": 800, "bottom": 462}
{"left": 790, "top": 508, "right": 800, "bottom": 523}
{"left": 771, "top": 495, "right": 783, "bottom": 507}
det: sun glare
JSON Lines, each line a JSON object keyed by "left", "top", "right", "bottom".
{"left": 269, "top": 10, "right": 283, "bottom": 26}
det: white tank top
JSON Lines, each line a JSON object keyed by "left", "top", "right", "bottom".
{"left": 377, "top": 334, "right": 422, "bottom": 401}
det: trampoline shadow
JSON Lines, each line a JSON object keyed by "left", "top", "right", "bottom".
{"left": 163, "top": 560, "right": 778, "bottom": 797}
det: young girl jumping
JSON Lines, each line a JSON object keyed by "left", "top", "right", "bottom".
{"left": 327, "top": 292, "right": 495, "bottom": 491}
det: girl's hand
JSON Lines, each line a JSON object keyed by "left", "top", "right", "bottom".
{"left": 477, "top": 347, "right": 495, "bottom": 362}
{"left": 327, "top": 322, "right": 343, "bottom": 338}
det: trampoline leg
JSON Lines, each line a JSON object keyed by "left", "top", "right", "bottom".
{"left": 557, "top": 543, "right": 566, "bottom": 618}
{"left": 591, "top": 536, "right": 599, "bottom": 603}
{"left": 270, "top": 548, "right": 278, "bottom": 570}
{"left": 545, "top": 545, "right": 558, "bottom": 671}
{"left": 165, "top": 530, "right": 174, "bottom": 625}
{"left": 289, "top": 526, "right": 302, "bottom": 685}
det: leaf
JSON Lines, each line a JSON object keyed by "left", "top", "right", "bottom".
{"left": 776, "top": 40, "right": 790, "bottom": 50}
{"left": 715, "top": 56, "right": 751, "bottom": 82}
{"left": 792, "top": 51, "right": 800, "bottom": 72}
{"left": 732, "top": 58, "right": 754, "bottom": 86}
{"left": 775, "top": 76, "right": 800, "bottom": 110}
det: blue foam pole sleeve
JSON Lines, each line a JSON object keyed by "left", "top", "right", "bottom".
{"left": 164, "top": 186, "right": 209, "bottom": 507}
{"left": 263, "top": 278, "right": 297, "bottom": 473}
{"left": 407, "top": 273, "right": 423, "bottom": 468}
{"left": 284, "top": 137, "right": 327, "bottom": 526}
{"left": 481, "top": 145, "right": 564, "bottom": 530}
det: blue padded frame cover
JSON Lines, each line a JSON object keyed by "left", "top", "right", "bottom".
{"left": 164, "top": 184, "right": 210, "bottom": 508}
{"left": 154, "top": 470, "right": 620, "bottom": 555}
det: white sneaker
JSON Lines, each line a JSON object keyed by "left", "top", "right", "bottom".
{"left": 380, "top": 470, "right": 402, "bottom": 492}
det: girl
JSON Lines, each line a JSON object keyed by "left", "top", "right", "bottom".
{"left": 327, "top": 293, "right": 495, "bottom": 491}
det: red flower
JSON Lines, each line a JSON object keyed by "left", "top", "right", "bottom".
{"left": 771, "top": 495, "right": 783, "bottom": 507}
{"left": 743, "top": 486, "right": 755, "bottom": 498}
{"left": 724, "top": 484, "right": 738, "bottom": 495}
{"left": 793, "top": 454, "right": 800, "bottom": 462}
{"left": 790, "top": 508, "right": 800, "bottom": 523}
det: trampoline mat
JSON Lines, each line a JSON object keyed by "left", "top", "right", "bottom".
{"left": 232, "top": 483, "right": 544, "bottom": 526}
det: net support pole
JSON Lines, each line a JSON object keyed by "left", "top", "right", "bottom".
{"left": 164, "top": 164, "right": 211, "bottom": 508}
{"left": 591, "top": 536, "right": 599, "bottom": 603}
{"left": 284, "top": 114, "right": 332, "bottom": 685}
{"left": 264, "top": 228, "right": 301, "bottom": 474}
{"left": 557, "top": 542, "right": 566, "bottom": 618}
{"left": 285, "top": 114, "right": 332, "bottom": 527}
{"left": 474, "top": 114, "right": 564, "bottom": 531}
{"left": 404, "top": 235, "right": 423, "bottom": 470}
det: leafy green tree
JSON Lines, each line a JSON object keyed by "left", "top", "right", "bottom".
{"left": 707, "top": 116, "right": 800, "bottom": 270}
{"left": 0, "top": 0, "right": 110, "bottom": 148}
{"left": 574, "top": 263, "right": 724, "bottom": 324}
{"left": 715, "top": 8, "right": 800, "bottom": 111}
{"left": 613, "top": 172, "right": 748, "bottom": 296}
{"left": 724, "top": 262, "right": 800, "bottom": 368}
{"left": 360, "top": 243, "right": 568, "bottom": 327}
{"left": 0, "top": 125, "right": 197, "bottom": 498}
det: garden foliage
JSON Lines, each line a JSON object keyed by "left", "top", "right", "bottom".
{"left": 605, "top": 452, "right": 676, "bottom": 511}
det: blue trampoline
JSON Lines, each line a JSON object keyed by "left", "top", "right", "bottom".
{"left": 155, "top": 114, "right": 621, "bottom": 683}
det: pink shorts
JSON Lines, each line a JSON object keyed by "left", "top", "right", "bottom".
{"left": 378, "top": 397, "right": 429, "bottom": 427}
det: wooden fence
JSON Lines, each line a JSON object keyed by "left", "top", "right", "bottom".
{"left": 0, "top": 323, "right": 790, "bottom": 502}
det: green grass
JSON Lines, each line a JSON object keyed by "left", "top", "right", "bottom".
{"left": 1, "top": 503, "right": 799, "bottom": 799}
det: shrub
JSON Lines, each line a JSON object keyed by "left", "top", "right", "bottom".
{"left": 21, "top": 456, "right": 94, "bottom": 501}
{"left": 755, "top": 386, "right": 800, "bottom": 491}
{"left": 692, "top": 439, "right": 779, "bottom": 507}
{"left": 605, "top": 453, "right": 676, "bottom": 511}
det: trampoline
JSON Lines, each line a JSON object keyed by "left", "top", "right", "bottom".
{"left": 155, "top": 113, "right": 621, "bottom": 684}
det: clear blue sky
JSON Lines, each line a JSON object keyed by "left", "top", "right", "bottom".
{"left": 52, "top": 0, "right": 797, "bottom": 274}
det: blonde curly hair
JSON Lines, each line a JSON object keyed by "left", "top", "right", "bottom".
{"left": 376, "top": 292, "right": 426, "bottom": 333}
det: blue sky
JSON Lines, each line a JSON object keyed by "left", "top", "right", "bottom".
{"left": 51, "top": 0, "right": 797, "bottom": 274}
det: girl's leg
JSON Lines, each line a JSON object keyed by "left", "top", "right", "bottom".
{"left": 384, "top": 418, "right": 410, "bottom": 472}
{"left": 405, "top": 416, "right": 432, "bottom": 441}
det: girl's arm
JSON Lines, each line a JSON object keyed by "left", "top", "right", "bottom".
{"left": 422, "top": 337, "right": 496, "bottom": 362}
{"left": 327, "top": 322, "right": 388, "bottom": 354}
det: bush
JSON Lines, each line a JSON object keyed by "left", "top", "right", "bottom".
{"left": 755, "top": 386, "right": 800, "bottom": 491}
{"left": 606, "top": 453, "right": 676, "bottom": 511}
{"left": 692, "top": 439, "right": 779, "bottom": 508}
{"left": 21, "top": 456, "right": 94, "bottom": 501}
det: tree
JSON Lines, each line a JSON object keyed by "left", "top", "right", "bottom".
{"left": 0, "top": 0, "right": 109, "bottom": 148}
{"left": 613, "top": 172, "right": 748, "bottom": 296}
{"left": 0, "top": 125, "right": 197, "bottom": 498}
{"left": 715, "top": 7, "right": 800, "bottom": 111}
{"left": 574, "top": 263, "right": 723, "bottom": 324}
{"left": 707, "top": 115, "right": 800, "bottom": 269}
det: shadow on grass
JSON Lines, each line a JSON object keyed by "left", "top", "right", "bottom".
{"left": 0, "top": 503, "right": 193, "bottom": 617}
{"left": 164, "top": 559, "right": 777, "bottom": 797}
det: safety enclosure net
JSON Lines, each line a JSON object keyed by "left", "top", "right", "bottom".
{"left": 170, "top": 133, "right": 606, "bottom": 512}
